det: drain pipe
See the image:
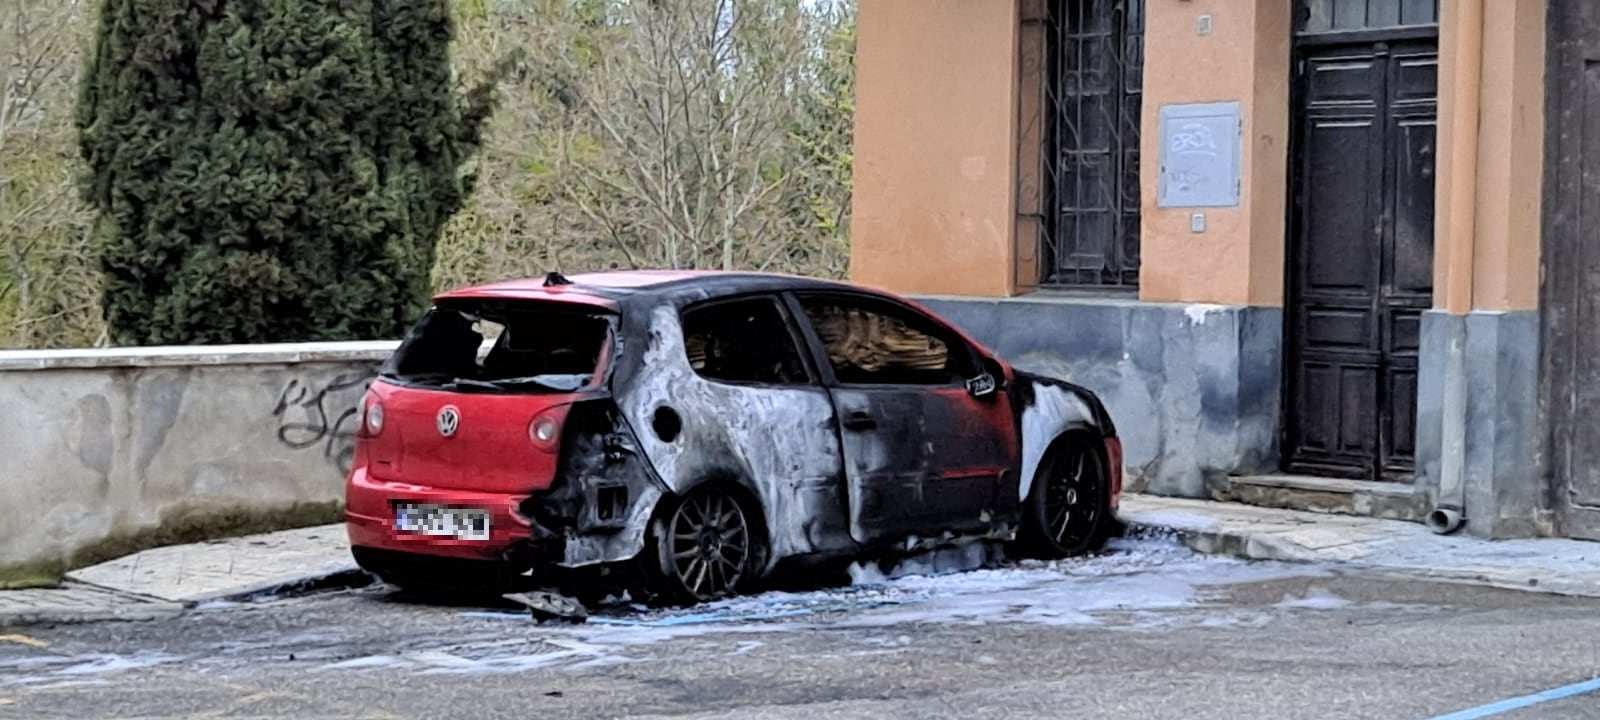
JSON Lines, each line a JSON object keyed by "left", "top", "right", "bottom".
{"left": 1428, "top": 0, "right": 1483, "bottom": 536}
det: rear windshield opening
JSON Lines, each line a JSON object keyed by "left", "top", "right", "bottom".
{"left": 384, "top": 301, "right": 613, "bottom": 393}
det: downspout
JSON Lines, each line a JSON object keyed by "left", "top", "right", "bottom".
{"left": 1427, "top": 0, "right": 1483, "bottom": 535}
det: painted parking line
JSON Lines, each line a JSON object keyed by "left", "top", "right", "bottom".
{"left": 1426, "top": 677, "right": 1600, "bottom": 720}
{"left": 0, "top": 634, "right": 47, "bottom": 648}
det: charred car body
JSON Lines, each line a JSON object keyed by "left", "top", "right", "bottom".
{"left": 346, "top": 271, "right": 1123, "bottom": 604}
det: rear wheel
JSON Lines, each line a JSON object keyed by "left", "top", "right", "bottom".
{"left": 1016, "top": 433, "right": 1112, "bottom": 559}
{"left": 643, "top": 485, "right": 759, "bottom": 605}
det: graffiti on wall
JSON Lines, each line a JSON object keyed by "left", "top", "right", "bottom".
{"left": 271, "top": 369, "right": 377, "bottom": 476}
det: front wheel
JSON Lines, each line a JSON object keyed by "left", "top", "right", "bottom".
{"left": 1015, "top": 433, "right": 1112, "bottom": 559}
{"left": 642, "top": 485, "right": 760, "bottom": 605}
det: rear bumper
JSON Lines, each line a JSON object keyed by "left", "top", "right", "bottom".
{"left": 345, "top": 467, "right": 542, "bottom": 564}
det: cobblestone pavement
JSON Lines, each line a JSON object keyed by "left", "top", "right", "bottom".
{"left": 3, "top": 535, "right": 1600, "bottom": 720}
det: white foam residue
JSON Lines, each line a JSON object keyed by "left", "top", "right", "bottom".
{"left": 53, "top": 653, "right": 184, "bottom": 676}
{"left": 0, "top": 655, "right": 77, "bottom": 673}
{"left": 13, "top": 679, "right": 112, "bottom": 690}
{"left": 319, "top": 655, "right": 405, "bottom": 671}
{"left": 158, "top": 536, "right": 1338, "bottom": 681}
{"left": 569, "top": 536, "right": 1324, "bottom": 637}
{"left": 1184, "top": 304, "right": 1224, "bottom": 325}
{"left": 565, "top": 655, "right": 636, "bottom": 671}
{"left": 415, "top": 650, "right": 587, "bottom": 675}
{"left": 1275, "top": 587, "right": 1352, "bottom": 610}
{"left": 848, "top": 560, "right": 889, "bottom": 586}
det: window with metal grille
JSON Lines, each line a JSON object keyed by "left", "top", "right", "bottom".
{"left": 1299, "top": 0, "right": 1439, "bottom": 33}
{"left": 1023, "top": 0, "right": 1145, "bottom": 290}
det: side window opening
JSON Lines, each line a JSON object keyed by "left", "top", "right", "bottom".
{"left": 681, "top": 297, "right": 811, "bottom": 386}
{"left": 385, "top": 301, "right": 613, "bottom": 393}
{"left": 798, "top": 295, "right": 975, "bottom": 386}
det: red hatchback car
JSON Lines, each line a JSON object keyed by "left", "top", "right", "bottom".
{"left": 346, "top": 270, "right": 1123, "bottom": 604}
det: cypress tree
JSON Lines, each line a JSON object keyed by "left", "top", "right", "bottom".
{"left": 77, "top": 0, "right": 505, "bottom": 345}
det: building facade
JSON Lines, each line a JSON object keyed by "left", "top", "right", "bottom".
{"left": 849, "top": 0, "right": 1581, "bottom": 539}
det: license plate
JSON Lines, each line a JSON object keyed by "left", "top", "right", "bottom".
{"left": 393, "top": 503, "right": 491, "bottom": 541}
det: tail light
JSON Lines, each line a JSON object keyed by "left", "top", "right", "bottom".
{"left": 360, "top": 394, "right": 384, "bottom": 437}
{"left": 1104, "top": 436, "right": 1124, "bottom": 510}
{"left": 528, "top": 404, "right": 570, "bottom": 453}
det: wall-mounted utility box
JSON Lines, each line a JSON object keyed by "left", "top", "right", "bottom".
{"left": 1157, "top": 101, "right": 1243, "bottom": 209}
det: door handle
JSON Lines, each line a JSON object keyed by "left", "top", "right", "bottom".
{"left": 841, "top": 411, "right": 877, "bottom": 431}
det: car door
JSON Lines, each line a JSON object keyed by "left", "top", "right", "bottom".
{"left": 787, "top": 291, "right": 1020, "bottom": 546}
{"left": 619, "top": 293, "right": 857, "bottom": 560}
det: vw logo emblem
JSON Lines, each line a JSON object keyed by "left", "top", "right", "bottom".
{"left": 436, "top": 406, "right": 461, "bottom": 437}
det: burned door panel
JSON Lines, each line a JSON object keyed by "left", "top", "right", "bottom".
{"left": 792, "top": 293, "right": 1020, "bottom": 546}
{"left": 614, "top": 301, "right": 854, "bottom": 565}
{"left": 829, "top": 387, "right": 1017, "bottom": 544}
{"left": 1286, "top": 34, "right": 1437, "bottom": 482}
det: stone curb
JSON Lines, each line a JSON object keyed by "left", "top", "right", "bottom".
{"left": 0, "top": 601, "right": 188, "bottom": 628}
{"left": 1123, "top": 518, "right": 1600, "bottom": 601}
{"left": 203, "top": 566, "right": 376, "bottom": 604}
{"left": 0, "top": 582, "right": 188, "bottom": 629}
{"left": 0, "top": 566, "right": 375, "bottom": 628}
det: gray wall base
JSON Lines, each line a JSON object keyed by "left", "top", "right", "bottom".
{"left": 916, "top": 295, "right": 1282, "bottom": 498}
{"left": 1416, "top": 310, "right": 1542, "bottom": 539}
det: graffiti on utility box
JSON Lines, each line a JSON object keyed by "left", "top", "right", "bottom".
{"left": 271, "top": 369, "right": 376, "bottom": 475}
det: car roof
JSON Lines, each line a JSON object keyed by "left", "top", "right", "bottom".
{"left": 431, "top": 269, "right": 999, "bottom": 361}
{"left": 432, "top": 270, "right": 866, "bottom": 305}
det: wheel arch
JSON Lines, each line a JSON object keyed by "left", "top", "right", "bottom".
{"left": 652, "top": 471, "right": 775, "bottom": 575}
{"left": 1015, "top": 376, "right": 1107, "bottom": 503}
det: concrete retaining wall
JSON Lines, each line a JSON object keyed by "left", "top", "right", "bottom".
{"left": 916, "top": 295, "right": 1284, "bottom": 499}
{"left": 0, "top": 342, "right": 396, "bottom": 587}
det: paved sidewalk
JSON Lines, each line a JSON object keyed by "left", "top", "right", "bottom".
{"left": 1120, "top": 494, "right": 1600, "bottom": 598}
{"left": 0, "top": 582, "right": 185, "bottom": 627}
{"left": 65, "top": 524, "right": 358, "bottom": 605}
{"left": 9, "top": 495, "right": 1600, "bottom": 627}
{"left": 1, "top": 524, "right": 357, "bottom": 627}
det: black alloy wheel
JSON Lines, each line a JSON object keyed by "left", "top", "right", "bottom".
{"left": 657, "top": 487, "right": 754, "bottom": 603}
{"left": 1019, "top": 433, "right": 1110, "bottom": 558}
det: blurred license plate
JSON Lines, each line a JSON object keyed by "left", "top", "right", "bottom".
{"left": 393, "top": 503, "right": 491, "bottom": 541}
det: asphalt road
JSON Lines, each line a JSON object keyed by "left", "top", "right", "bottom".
{"left": 3, "top": 535, "right": 1599, "bottom": 720}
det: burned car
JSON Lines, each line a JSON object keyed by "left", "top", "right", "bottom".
{"left": 345, "top": 270, "right": 1123, "bottom": 605}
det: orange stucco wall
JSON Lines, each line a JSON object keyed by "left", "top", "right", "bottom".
{"left": 849, "top": 0, "right": 1540, "bottom": 313}
{"left": 1137, "top": 0, "right": 1289, "bottom": 307}
{"left": 849, "top": 0, "right": 1019, "bottom": 297}
{"left": 1434, "top": 0, "right": 1545, "bottom": 313}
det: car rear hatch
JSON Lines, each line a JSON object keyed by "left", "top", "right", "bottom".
{"left": 360, "top": 297, "right": 616, "bottom": 494}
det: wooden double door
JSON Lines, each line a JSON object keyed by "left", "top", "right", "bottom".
{"left": 1284, "top": 27, "right": 1438, "bottom": 482}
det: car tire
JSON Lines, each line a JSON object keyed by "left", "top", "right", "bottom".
{"left": 640, "top": 484, "right": 762, "bottom": 606}
{"left": 1015, "top": 431, "right": 1112, "bottom": 559}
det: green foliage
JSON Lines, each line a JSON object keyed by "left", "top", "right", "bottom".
{"left": 76, "top": 0, "right": 510, "bottom": 345}
{"left": 431, "top": 0, "right": 858, "bottom": 287}
{"left": 0, "top": 0, "right": 102, "bottom": 349}
{"left": 3, "top": 0, "right": 854, "bottom": 348}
